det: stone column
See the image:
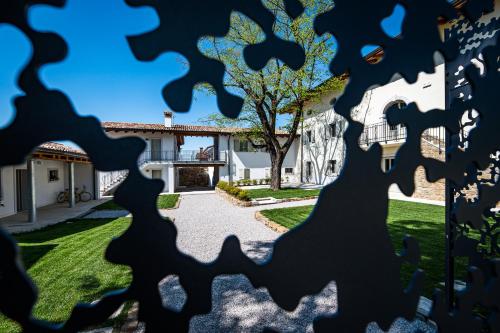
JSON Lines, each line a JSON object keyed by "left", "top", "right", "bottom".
{"left": 68, "top": 162, "right": 75, "bottom": 208}
{"left": 27, "top": 159, "right": 37, "bottom": 223}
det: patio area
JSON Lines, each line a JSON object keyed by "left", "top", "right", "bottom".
{"left": 0, "top": 199, "right": 108, "bottom": 234}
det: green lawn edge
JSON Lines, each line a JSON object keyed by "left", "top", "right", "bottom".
{"left": 95, "top": 194, "right": 180, "bottom": 210}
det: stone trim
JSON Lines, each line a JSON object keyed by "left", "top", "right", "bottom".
{"left": 254, "top": 211, "right": 288, "bottom": 234}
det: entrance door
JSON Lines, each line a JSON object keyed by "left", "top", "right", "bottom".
{"left": 151, "top": 170, "right": 162, "bottom": 180}
{"left": 16, "top": 169, "right": 29, "bottom": 212}
{"left": 151, "top": 139, "right": 162, "bottom": 161}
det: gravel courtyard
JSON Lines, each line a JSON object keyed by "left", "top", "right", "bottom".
{"left": 156, "top": 193, "right": 435, "bottom": 333}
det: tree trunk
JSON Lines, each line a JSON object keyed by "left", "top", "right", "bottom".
{"left": 270, "top": 151, "right": 284, "bottom": 191}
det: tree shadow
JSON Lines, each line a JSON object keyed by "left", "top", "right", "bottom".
{"left": 242, "top": 240, "right": 275, "bottom": 263}
{"left": 19, "top": 244, "right": 57, "bottom": 269}
{"left": 14, "top": 218, "right": 120, "bottom": 244}
{"left": 77, "top": 275, "right": 101, "bottom": 291}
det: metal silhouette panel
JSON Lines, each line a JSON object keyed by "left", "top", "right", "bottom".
{"left": 0, "top": 0, "right": 498, "bottom": 332}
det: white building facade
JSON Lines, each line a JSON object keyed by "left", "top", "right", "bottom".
{"left": 0, "top": 143, "right": 95, "bottom": 220}
{"left": 299, "top": 53, "right": 447, "bottom": 201}
{"left": 100, "top": 112, "right": 300, "bottom": 195}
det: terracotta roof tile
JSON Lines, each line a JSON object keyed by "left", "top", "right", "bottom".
{"left": 38, "top": 142, "right": 87, "bottom": 156}
{"left": 101, "top": 121, "right": 290, "bottom": 136}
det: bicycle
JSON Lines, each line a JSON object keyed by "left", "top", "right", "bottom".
{"left": 57, "top": 186, "right": 92, "bottom": 203}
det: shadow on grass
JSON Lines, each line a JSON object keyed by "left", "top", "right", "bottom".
{"left": 14, "top": 218, "right": 118, "bottom": 244}
{"left": 19, "top": 244, "right": 57, "bottom": 269}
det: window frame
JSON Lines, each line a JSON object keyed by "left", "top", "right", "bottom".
{"left": 284, "top": 167, "right": 294, "bottom": 175}
{"left": 326, "top": 160, "right": 337, "bottom": 176}
{"left": 48, "top": 168, "right": 60, "bottom": 182}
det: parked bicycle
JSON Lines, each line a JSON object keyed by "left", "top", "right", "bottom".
{"left": 57, "top": 186, "right": 92, "bottom": 203}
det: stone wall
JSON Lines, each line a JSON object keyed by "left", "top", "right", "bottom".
{"left": 412, "top": 139, "right": 446, "bottom": 201}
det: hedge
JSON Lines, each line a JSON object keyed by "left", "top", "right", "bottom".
{"left": 217, "top": 181, "right": 250, "bottom": 201}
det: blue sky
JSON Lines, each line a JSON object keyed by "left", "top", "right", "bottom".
{"left": 0, "top": 1, "right": 404, "bottom": 150}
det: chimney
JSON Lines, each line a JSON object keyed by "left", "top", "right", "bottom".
{"left": 164, "top": 111, "right": 173, "bottom": 127}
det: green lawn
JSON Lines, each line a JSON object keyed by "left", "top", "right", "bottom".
{"left": 261, "top": 200, "right": 475, "bottom": 297}
{"left": 246, "top": 188, "right": 320, "bottom": 200}
{"left": 95, "top": 194, "right": 180, "bottom": 210}
{"left": 0, "top": 218, "right": 133, "bottom": 333}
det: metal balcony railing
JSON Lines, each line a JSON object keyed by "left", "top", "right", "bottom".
{"left": 360, "top": 121, "right": 407, "bottom": 145}
{"left": 360, "top": 121, "right": 445, "bottom": 151}
{"left": 139, "top": 150, "right": 227, "bottom": 165}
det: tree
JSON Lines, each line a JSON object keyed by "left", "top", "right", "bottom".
{"left": 199, "top": 0, "right": 341, "bottom": 190}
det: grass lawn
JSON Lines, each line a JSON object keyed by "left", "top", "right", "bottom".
{"left": 95, "top": 194, "right": 180, "bottom": 210}
{"left": 0, "top": 218, "right": 133, "bottom": 333}
{"left": 261, "top": 200, "right": 477, "bottom": 297}
{"left": 246, "top": 188, "right": 320, "bottom": 200}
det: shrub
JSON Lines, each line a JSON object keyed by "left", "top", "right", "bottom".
{"left": 259, "top": 179, "right": 264, "bottom": 185}
{"left": 252, "top": 179, "right": 258, "bottom": 185}
{"left": 265, "top": 178, "right": 271, "bottom": 184}
{"left": 217, "top": 181, "right": 228, "bottom": 190}
{"left": 217, "top": 180, "right": 250, "bottom": 201}
{"left": 237, "top": 189, "right": 250, "bottom": 201}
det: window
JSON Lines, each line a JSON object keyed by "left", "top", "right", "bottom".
{"left": 305, "top": 130, "right": 315, "bottom": 144}
{"left": 306, "top": 161, "right": 312, "bottom": 178}
{"left": 244, "top": 169, "right": 250, "bottom": 180}
{"left": 48, "top": 169, "right": 59, "bottom": 182}
{"left": 234, "top": 139, "right": 257, "bottom": 152}
{"left": 327, "top": 160, "right": 337, "bottom": 175}
{"left": 239, "top": 140, "right": 249, "bottom": 152}
{"left": 383, "top": 158, "right": 395, "bottom": 172}
{"left": 285, "top": 168, "right": 294, "bottom": 175}
{"left": 329, "top": 123, "right": 336, "bottom": 138}
{"left": 265, "top": 168, "right": 270, "bottom": 178}
{"left": 384, "top": 101, "right": 407, "bottom": 131}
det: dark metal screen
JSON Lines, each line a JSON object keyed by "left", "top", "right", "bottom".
{"left": 0, "top": 0, "right": 499, "bottom": 332}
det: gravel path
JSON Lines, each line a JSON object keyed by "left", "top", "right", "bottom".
{"left": 157, "top": 193, "right": 435, "bottom": 333}
{"left": 159, "top": 193, "right": 338, "bottom": 332}
{"left": 161, "top": 193, "right": 316, "bottom": 263}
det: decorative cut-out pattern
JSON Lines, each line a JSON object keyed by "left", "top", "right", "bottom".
{"left": 0, "top": 0, "right": 498, "bottom": 332}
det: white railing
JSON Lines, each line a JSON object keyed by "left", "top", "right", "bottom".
{"left": 99, "top": 170, "right": 129, "bottom": 195}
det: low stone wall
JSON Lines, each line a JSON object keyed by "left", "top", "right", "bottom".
{"left": 413, "top": 140, "right": 446, "bottom": 202}
{"left": 215, "top": 187, "right": 253, "bottom": 207}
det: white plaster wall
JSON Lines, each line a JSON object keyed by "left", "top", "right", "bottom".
{"left": 218, "top": 135, "right": 231, "bottom": 182}
{"left": 34, "top": 159, "right": 67, "bottom": 207}
{"left": 74, "top": 163, "right": 94, "bottom": 198}
{"left": 107, "top": 131, "right": 298, "bottom": 185}
{"left": 105, "top": 131, "right": 177, "bottom": 155}
{"left": 230, "top": 137, "right": 299, "bottom": 182}
{"left": 141, "top": 163, "right": 171, "bottom": 193}
{"left": 299, "top": 56, "right": 446, "bottom": 185}
{"left": 356, "top": 63, "right": 446, "bottom": 125}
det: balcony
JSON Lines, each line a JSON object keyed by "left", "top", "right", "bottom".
{"left": 139, "top": 150, "right": 227, "bottom": 166}
{"left": 360, "top": 121, "right": 406, "bottom": 146}
{"left": 360, "top": 121, "right": 445, "bottom": 150}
